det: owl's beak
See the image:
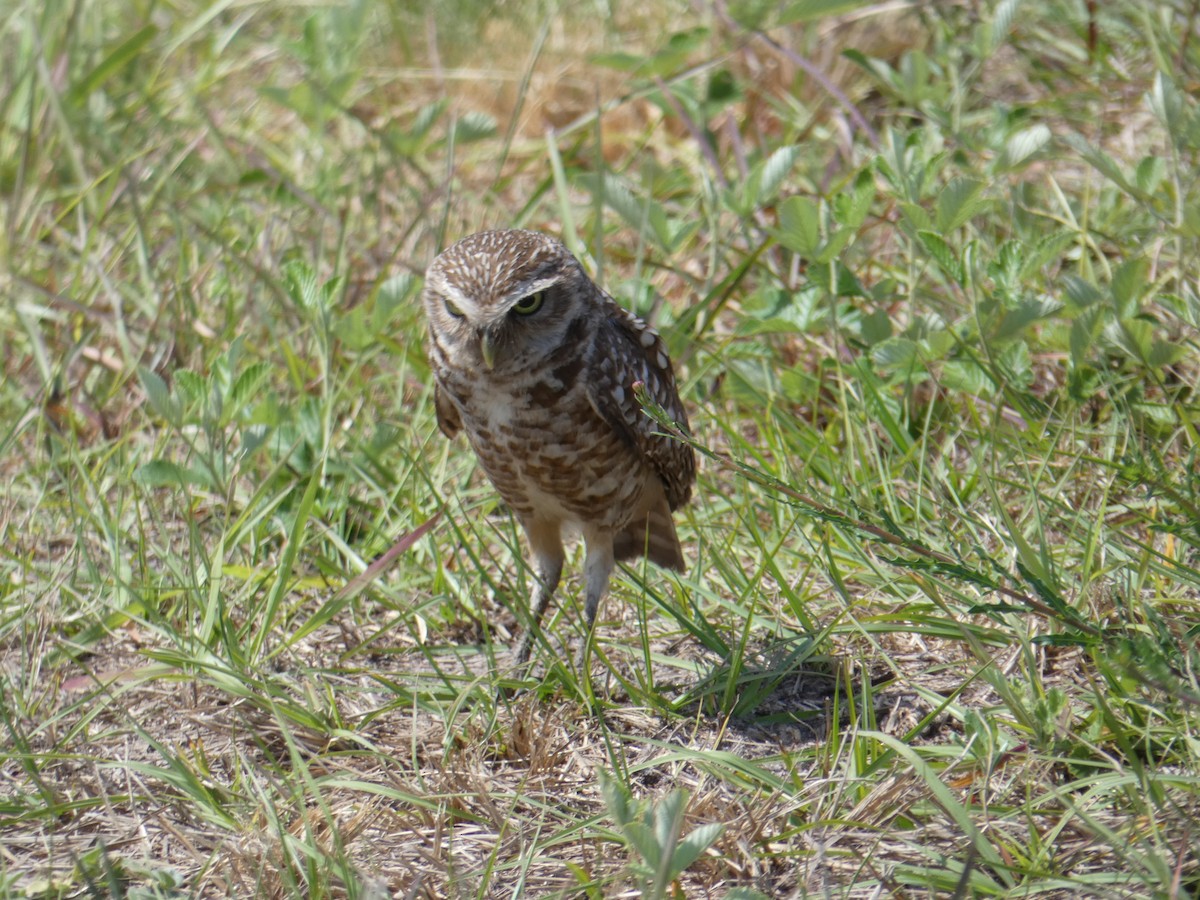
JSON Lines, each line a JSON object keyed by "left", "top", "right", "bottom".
{"left": 479, "top": 331, "right": 498, "bottom": 370}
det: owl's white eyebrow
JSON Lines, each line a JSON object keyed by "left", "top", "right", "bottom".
{"left": 503, "top": 275, "right": 560, "bottom": 305}
{"left": 438, "top": 283, "right": 479, "bottom": 316}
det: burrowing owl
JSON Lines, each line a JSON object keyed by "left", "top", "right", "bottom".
{"left": 422, "top": 229, "right": 695, "bottom": 668}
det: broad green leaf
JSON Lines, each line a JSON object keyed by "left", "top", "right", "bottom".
{"left": 1069, "top": 307, "right": 1103, "bottom": 364}
{"left": 1110, "top": 258, "right": 1149, "bottom": 319}
{"left": 815, "top": 226, "right": 855, "bottom": 263}
{"left": 988, "top": 0, "right": 1020, "bottom": 52}
{"left": 139, "top": 366, "right": 179, "bottom": 424}
{"left": 1128, "top": 403, "right": 1176, "bottom": 432}
{"left": 988, "top": 239, "right": 1025, "bottom": 292}
{"left": 774, "top": 195, "right": 821, "bottom": 256}
{"left": 835, "top": 261, "right": 866, "bottom": 297}
{"left": 453, "top": 111, "right": 497, "bottom": 143}
{"left": 917, "top": 230, "right": 963, "bottom": 285}
{"left": 378, "top": 273, "right": 417, "bottom": 307}
{"left": 1147, "top": 72, "right": 1189, "bottom": 148}
{"left": 600, "top": 770, "right": 634, "bottom": 825}
{"left": 240, "top": 423, "right": 272, "bottom": 456}
{"left": 844, "top": 48, "right": 898, "bottom": 91}
{"left": 940, "top": 359, "right": 993, "bottom": 396}
{"left": 1147, "top": 339, "right": 1187, "bottom": 368}
{"left": 649, "top": 204, "right": 693, "bottom": 253}
{"left": 896, "top": 50, "right": 935, "bottom": 106}
{"left": 1132, "top": 401, "right": 1178, "bottom": 427}
{"left": 134, "top": 459, "right": 209, "bottom": 488}
{"left": 705, "top": 68, "right": 741, "bottom": 107}
{"left": 898, "top": 200, "right": 931, "bottom": 231}
{"left": 623, "top": 821, "right": 663, "bottom": 870}
{"left": 999, "top": 124, "right": 1050, "bottom": 170}
{"left": 995, "top": 295, "right": 1063, "bottom": 340}
{"left": 652, "top": 789, "right": 685, "bottom": 851}
{"left": 754, "top": 145, "right": 801, "bottom": 207}
{"left": 833, "top": 167, "right": 875, "bottom": 230}
{"left": 669, "top": 822, "right": 724, "bottom": 874}
{"left": 860, "top": 307, "right": 893, "bottom": 345}
{"left": 334, "top": 305, "right": 372, "bottom": 350}
{"left": 870, "top": 336, "right": 921, "bottom": 371}
{"left": 1111, "top": 317, "right": 1153, "bottom": 362}
{"left": 229, "top": 362, "right": 272, "bottom": 419}
{"left": 936, "top": 177, "right": 987, "bottom": 232}
{"left": 1061, "top": 274, "right": 1103, "bottom": 310}
{"left": 283, "top": 260, "right": 321, "bottom": 312}
{"left": 173, "top": 369, "right": 206, "bottom": 409}
{"left": 923, "top": 328, "right": 955, "bottom": 358}
{"left": 1025, "top": 231, "right": 1075, "bottom": 277}
{"left": 962, "top": 239, "right": 981, "bottom": 289}
{"left": 1135, "top": 156, "right": 1165, "bottom": 195}
{"left": 997, "top": 339, "right": 1033, "bottom": 389}
{"left": 742, "top": 285, "right": 822, "bottom": 333}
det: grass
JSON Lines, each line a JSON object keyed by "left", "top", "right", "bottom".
{"left": 2, "top": 0, "right": 1200, "bottom": 896}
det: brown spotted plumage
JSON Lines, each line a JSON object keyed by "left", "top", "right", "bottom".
{"left": 422, "top": 229, "right": 695, "bottom": 668}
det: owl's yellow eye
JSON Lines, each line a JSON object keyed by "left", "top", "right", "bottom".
{"left": 512, "top": 291, "right": 545, "bottom": 315}
{"left": 444, "top": 299, "right": 465, "bottom": 318}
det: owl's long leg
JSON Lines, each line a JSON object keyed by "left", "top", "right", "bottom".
{"left": 578, "top": 533, "right": 616, "bottom": 668}
{"left": 513, "top": 520, "right": 564, "bottom": 668}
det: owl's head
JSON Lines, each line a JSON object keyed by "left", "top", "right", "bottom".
{"left": 422, "top": 230, "right": 590, "bottom": 372}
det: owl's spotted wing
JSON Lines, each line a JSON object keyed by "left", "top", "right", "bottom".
{"left": 587, "top": 302, "right": 695, "bottom": 511}
{"left": 433, "top": 382, "right": 462, "bottom": 439}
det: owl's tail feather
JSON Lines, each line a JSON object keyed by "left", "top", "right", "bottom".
{"left": 613, "top": 499, "right": 685, "bottom": 571}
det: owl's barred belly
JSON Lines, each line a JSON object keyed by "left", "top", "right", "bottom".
{"left": 456, "top": 386, "right": 651, "bottom": 529}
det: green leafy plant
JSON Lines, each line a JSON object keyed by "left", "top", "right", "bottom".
{"left": 599, "top": 770, "right": 726, "bottom": 900}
